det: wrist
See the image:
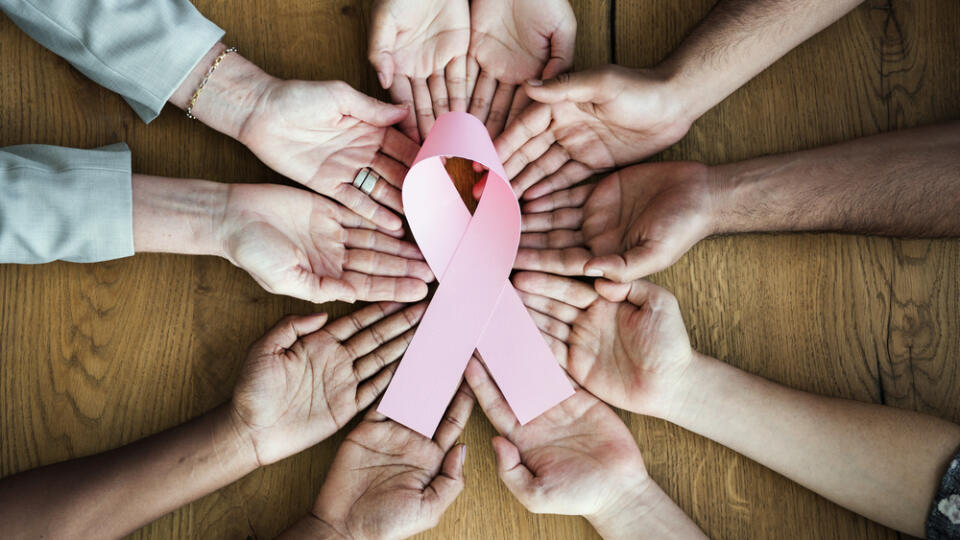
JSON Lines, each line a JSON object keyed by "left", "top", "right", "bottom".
{"left": 660, "top": 352, "right": 716, "bottom": 427}
{"left": 584, "top": 473, "right": 660, "bottom": 539}
{"left": 132, "top": 174, "right": 229, "bottom": 257}
{"left": 209, "top": 404, "right": 262, "bottom": 478}
{"left": 277, "top": 512, "right": 348, "bottom": 540}
{"left": 169, "top": 42, "right": 276, "bottom": 141}
{"left": 650, "top": 60, "right": 715, "bottom": 130}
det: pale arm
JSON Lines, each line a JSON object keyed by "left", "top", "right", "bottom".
{"left": 668, "top": 353, "right": 960, "bottom": 537}
{"left": 710, "top": 122, "right": 960, "bottom": 236}
{"left": 0, "top": 406, "right": 257, "bottom": 540}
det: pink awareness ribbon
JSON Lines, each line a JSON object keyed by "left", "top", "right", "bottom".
{"left": 377, "top": 112, "right": 574, "bottom": 437}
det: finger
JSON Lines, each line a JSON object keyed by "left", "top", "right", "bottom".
{"left": 519, "top": 230, "right": 584, "bottom": 249}
{"left": 367, "top": 164, "right": 405, "bottom": 213}
{"left": 388, "top": 75, "right": 420, "bottom": 143}
{"left": 411, "top": 77, "right": 436, "bottom": 141}
{"left": 446, "top": 55, "right": 468, "bottom": 112}
{"left": 511, "top": 144, "right": 572, "bottom": 197}
{"left": 514, "top": 247, "right": 591, "bottom": 276}
{"left": 345, "top": 250, "right": 434, "bottom": 282}
{"left": 485, "top": 82, "right": 517, "bottom": 138}
{"left": 338, "top": 83, "right": 409, "bottom": 127}
{"left": 465, "top": 56, "right": 480, "bottom": 107}
{"left": 491, "top": 436, "right": 538, "bottom": 507}
{"left": 522, "top": 184, "right": 593, "bottom": 214}
{"left": 540, "top": 13, "right": 577, "bottom": 80}
{"left": 503, "top": 131, "right": 557, "bottom": 182}
{"left": 345, "top": 229, "right": 424, "bottom": 260}
{"left": 524, "top": 70, "right": 602, "bottom": 104}
{"left": 516, "top": 290, "right": 582, "bottom": 324}
{"left": 541, "top": 333, "right": 569, "bottom": 369}
{"left": 505, "top": 87, "right": 532, "bottom": 129}
{"left": 528, "top": 310, "right": 571, "bottom": 342}
{"left": 308, "top": 275, "right": 358, "bottom": 304}
{"left": 429, "top": 72, "right": 450, "bottom": 118}
{"left": 354, "top": 326, "right": 416, "bottom": 381}
{"left": 422, "top": 444, "right": 467, "bottom": 521}
{"left": 355, "top": 361, "right": 399, "bottom": 410}
{"left": 495, "top": 103, "right": 552, "bottom": 166}
{"left": 344, "top": 302, "right": 426, "bottom": 361}
{"left": 325, "top": 301, "right": 406, "bottom": 342}
{"left": 262, "top": 312, "right": 330, "bottom": 352}
{"left": 381, "top": 128, "right": 420, "bottom": 168}
{"left": 342, "top": 272, "right": 429, "bottom": 302}
{"left": 522, "top": 161, "right": 595, "bottom": 201}
{"left": 598, "top": 278, "right": 677, "bottom": 310}
{"left": 463, "top": 356, "right": 521, "bottom": 436}
{"left": 584, "top": 244, "right": 670, "bottom": 282}
{"left": 367, "top": 10, "right": 396, "bottom": 88}
{"left": 434, "top": 384, "right": 475, "bottom": 451}
{"left": 468, "top": 70, "right": 498, "bottom": 124}
{"left": 513, "top": 271, "right": 599, "bottom": 309}
{"left": 593, "top": 278, "right": 632, "bottom": 303}
{"left": 332, "top": 183, "right": 403, "bottom": 231}
{"left": 521, "top": 207, "right": 584, "bottom": 232}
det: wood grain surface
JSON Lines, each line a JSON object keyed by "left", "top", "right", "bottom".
{"left": 1, "top": 1, "right": 959, "bottom": 539}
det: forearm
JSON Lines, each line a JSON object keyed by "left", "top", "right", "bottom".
{"left": 708, "top": 122, "right": 960, "bottom": 236}
{"left": 586, "top": 478, "right": 707, "bottom": 540}
{"left": 0, "top": 405, "right": 259, "bottom": 540}
{"left": 668, "top": 353, "right": 960, "bottom": 536}
{"left": 132, "top": 174, "right": 227, "bottom": 256}
{"left": 167, "top": 42, "right": 275, "bottom": 141}
{"left": 661, "top": 0, "right": 862, "bottom": 122}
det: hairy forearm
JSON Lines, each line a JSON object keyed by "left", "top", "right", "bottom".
{"left": 0, "top": 406, "right": 259, "bottom": 540}
{"left": 709, "top": 122, "right": 960, "bottom": 236}
{"left": 132, "top": 174, "right": 228, "bottom": 255}
{"left": 586, "top": 477, "right": 707, "bottom": 540}
{"left": 668, "top": 353, "right": 960, "bottom": 536}
{"left": 662, "top": 0, "right": 862, "bottom": 122}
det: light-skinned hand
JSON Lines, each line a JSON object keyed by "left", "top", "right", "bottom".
{"left": 467, "top": 0, "right": 576, "bottom": 137}
{"left": 514, "top": 161, "right": 715, "bottom": 282}
{"left": 368, "top": 0, "right": 471, "bottom": 142}
{"left": 231, "top": 302, "right": 426, "bottom": 467}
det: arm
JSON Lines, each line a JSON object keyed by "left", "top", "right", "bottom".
{"left": 669, "top": 353, "right": 960, "bottom": 537}
{"left": 662, "top": 0, "right": 863, "bottom": 123}
{"left": 712, "top": 121, "right": 960, "bottom": 236}
{"left": 0, "top": 407, "right": 256, "bottom": 540}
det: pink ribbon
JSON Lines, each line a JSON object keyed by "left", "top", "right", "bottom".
{"left": 377, "top": 112, "right": 574, "bottom": 437}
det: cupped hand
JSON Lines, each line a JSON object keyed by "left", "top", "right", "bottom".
{"left": 515, "top": 161, "right": 715, "bottom": 282}
{"left": 237, "top": 79, "right": 420, "bottom": 231}
{"left": 467, "top": 0, "right": 576, "bottom": 137}
{"left": 512, "top": 272, "right": 695, "bottom": 418}
{"left": 231, "top": 302, "right": 426, "bottom": 467}
{"left": 305, "top": 386, "right": 474, "bottom": 539}
{"left": 368, "top": 0, "right": 471, "bottom": 142}
{"left": 464, "top": 356, "right": 649, "bottom": 520}
{"left": 493, "top": 65, "right": 692, "bottom": 200}
{"left": 217, "top": 183, "right": 433, "bottom": 304}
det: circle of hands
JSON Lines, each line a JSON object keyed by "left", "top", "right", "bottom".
{"left": 221, "top": 0, "right": 724, "bottom": 536}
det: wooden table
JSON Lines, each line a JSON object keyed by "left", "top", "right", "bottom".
{"left": 2, "top": 1, "right": 959, "bottom": 538}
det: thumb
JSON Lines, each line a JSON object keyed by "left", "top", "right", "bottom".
{"left": 337, "top": 84, "right": 409, "bottom": 127}
{"left": 584, "top": 244, "right": 668, "bottom": 283}
{"left": 492, "top": 436, "right": 538, "bottom": 507}
{"left": 367, "top": 10, "right": 397, "bottom": 88}
{"left": 308, "top": 274, "right": 358, "bottom": 304}
{"left": 523, "top": 71, "right": 604, "bottom": 104}
{"left": 423, "top": 444, "right": 467, "bottom": 516}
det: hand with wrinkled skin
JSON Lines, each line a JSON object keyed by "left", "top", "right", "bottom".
{"left": 219, "top": 183, "right": 434, "bottom": 304}
{"left": 492, "top": 65, "right": 692, "bottom": 201}
{"left": 467, "top": 0, "right": 576, "bottom": 138}
{"left": 280, "top": 387, "right": 473, "bottom": 540}
{"left": 514, "top": 161, "right": 715, "bottom": 283}
{"left": 231, "top": 302, "right": 427, "bottom": 467}
{"left": 512, "top": 272, "right": 696, "bottom": 418}
{"left": 368, "top": 0, "right": 471, "bottom": 142}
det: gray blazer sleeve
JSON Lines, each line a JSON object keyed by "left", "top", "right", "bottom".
{"left": 0, "top": 143, "right": 134, "bottom": 263}
{"left": 0, "top": 0, "right": 225, "bottom": 122}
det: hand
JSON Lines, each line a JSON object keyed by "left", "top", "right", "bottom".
{"left": 304, "top": 386, "right": 474, "bottom": 539}
{"left": 493, "top": 65, "right": 693, "bottom": 200}
{"left": 463, "top": 357, "right": 653, "bottom": 532}
{"left": 216, "top": 183, "right": 433, "bottom": 304}
{"left": 512, "top": 272, "right": 695, "bottom": 418}
{"left": 515, "top": 161, "right": 715, "bottom": 282}
{"left": 368, "top": 0, "right": 471, "bottom": 142}
{"left": 230, "top": 302, "right": 426, "bottom": 467}
{"left": 467, "top": 0, "right": 576, "bottom": 137}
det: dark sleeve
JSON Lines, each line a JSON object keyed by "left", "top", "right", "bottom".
{"left": 927, "top": 450, "right": 960, "bottom": 539}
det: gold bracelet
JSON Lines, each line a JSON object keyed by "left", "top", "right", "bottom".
{"left": 185, "top": 46, "right": 238, "bottom": 120}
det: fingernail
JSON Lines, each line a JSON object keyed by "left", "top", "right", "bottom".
{"left": 526, "top": 79, "right": 543, "bottom": 87}
{"left": 377, "top": 71, "right": 389, "bottom": 88}
{"left": 460, "top": 445, "right": 467, "bottom": 466}
{"left": 585, "top": 268, "right": 603, "bottom": 277}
